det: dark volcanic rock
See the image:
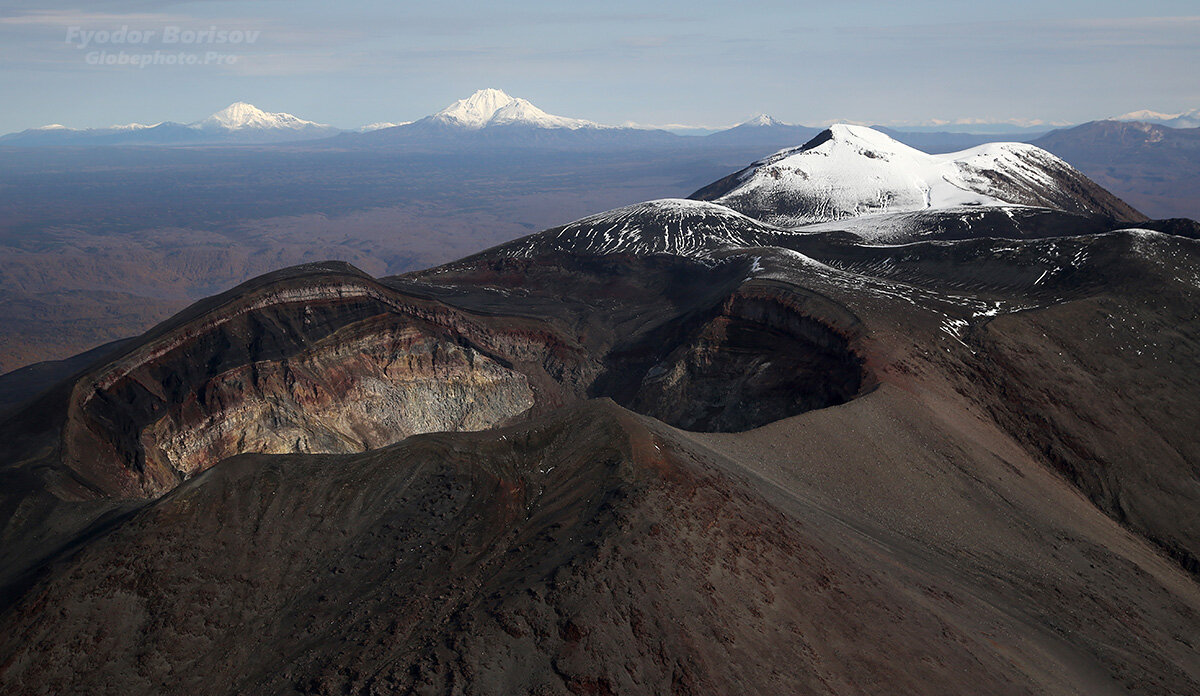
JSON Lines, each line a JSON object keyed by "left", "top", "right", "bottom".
{"left": 0, "top": 263, "right": 582, "bottom": 501}
{"left": 2, "top": 191, "right": 1200, "bottom": 695}
{"left": 0, "top": 256, "right": 869, "bottom": 506}
{"left": 607, "top": 286, "right": 864, "bottom": 432}
{"left": 3, "top": 400, "right": 1197, "bottom": 695}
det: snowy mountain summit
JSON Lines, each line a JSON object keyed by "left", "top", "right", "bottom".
{"left": 0, "top": 101, "right": 339, "bottom": 145}
{"left": 198, "top": 102, "right": 332, "bottom": 132}
{"left": 740, "top": 114, "right": 786, "bottom": 127}
{"left": 427, "top": 88, "right": 603, "bottom": 130}
{"left": 692, "top": 124, "right": 1139, "bottom": 226}
{"left": 1113, "top": 108, "right": 1200, "bottom": 129}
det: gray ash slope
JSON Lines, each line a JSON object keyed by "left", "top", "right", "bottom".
{"left": 1, "top": 132, "right": 1200, "bottom": 695}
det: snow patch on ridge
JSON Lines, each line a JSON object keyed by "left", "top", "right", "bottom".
{"left": 359, "top": 121, "right": 412, "bottom": 132}
{"left": 496, "top": 199, "right": 789, "bottom": 259}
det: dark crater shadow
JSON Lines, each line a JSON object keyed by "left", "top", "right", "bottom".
{"left": 590, "top": 290, "right": 865, "bottom": 432}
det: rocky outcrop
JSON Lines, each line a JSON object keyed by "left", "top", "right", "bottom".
{"left": 31, "top": 265, "right": 588, "bottom": 499}
{"left": 3, "top": 196, "right": 1200, "bottom": 696}
{"left": 2, "top": 258, "right": 870, "bottom": 502}
{"left": 137, "top": 326, "right": 535, "bottom": 482}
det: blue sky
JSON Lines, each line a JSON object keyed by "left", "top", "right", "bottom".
{"left": 0, "top": 0, "right": 1197, "bottom": 132}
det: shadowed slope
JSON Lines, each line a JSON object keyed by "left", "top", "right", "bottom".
{"left": 1, "top": 187, "right": 1199, "bottom": 695}
{"left": 2, "top": 399, "right": 1197, "bottom": 695}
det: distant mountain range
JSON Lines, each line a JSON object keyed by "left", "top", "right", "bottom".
{"left": 2, "top": 92, "right": 1198, "bottom": 219}
{"left": 329, "top": 89, "right": 678, "bottom": 150}
{"left": 0, "top": 102, "right": 340, "bottom": 146}
{"left": 330, "top": 91, "right": 822, "bottom": 152}
{"left": 2, "top": 102, "right": 1198, "bottom": 694}
{"left": 5, "top": 89, "right": 1196, "bottom": 149}
{"left": 1030, "top": 120, "right": 1200, "bottom": 220}
{"left": 701, "top": 114, "right": 822, "bottom": 149}
{"left": 1114, "top": 108, "right": 1200, "bottom": 129}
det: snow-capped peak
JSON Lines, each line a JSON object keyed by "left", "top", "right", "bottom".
{"left": 489, "top": 97, "right": 591, "bottom": 128}
{"left": 429, "top": 89, "right": 603, "bottom": 130}
{"left": 1113, "top": 108, "right": 1200, "bottom": 129}
{"left": 693, "top": 124, "right": 1134, "bottom": 226}
{"left": 818, "top": 123, "right": 916, "bottom": 152}
{"left": 433, "top": 89, "right": 516, "bottom": 129}
{"left": 1116, "top": 109, "right": 1182, "bottom": 121}
{"left": 198, "top": 102, "right": 330, "bottom": 131}
{"left": 740, "top": 114, "right": 786, "bottom": 127}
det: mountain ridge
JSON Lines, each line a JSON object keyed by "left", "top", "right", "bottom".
{"left": 197, "top": 101, "right": 333, "bottom": 133}
{"left": 1031, "top": 120, "right": 1200, "bottom": 220}
{"left": 1115, "top": 108, "right": 1200, "bottom": 129}
{"left": 9, "top": 95, "right": 1200, "bottom": 148}
{"left": 1, "top": 144, "right": 1199, "bottom": 693}
{"left": 0, "top": 101, "right": 340, "bottom": 145}
{"left": 691, "top": 124, "right": 1145, "bottom": 226}
{"left": 425, "top": 88, "right": 604, "bottom": 130}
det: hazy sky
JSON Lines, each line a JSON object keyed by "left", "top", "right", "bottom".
{"left": 0, "top": 0, "right": 1198, "bottom": 132}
